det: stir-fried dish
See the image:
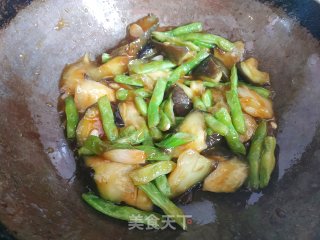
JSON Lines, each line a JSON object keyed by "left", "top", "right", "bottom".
{"left": 59, "top": 14, "right": 277, "bottom": 230}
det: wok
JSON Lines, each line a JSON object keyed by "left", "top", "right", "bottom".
{"left": 0, "top": 0, "right": 320, "bottom": 239}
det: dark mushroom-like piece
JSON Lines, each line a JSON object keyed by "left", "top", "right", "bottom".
{"left": 237, "top": 58, "right": 270, "bottom": 85}
{"left": 152, "top": 40, "right": 194, "bottom": 65}
{"left": 171, "top": 85, "right": 193, "bottom": 117}
{"left": 192, "top": 55, "right": 230, "bottom": 82}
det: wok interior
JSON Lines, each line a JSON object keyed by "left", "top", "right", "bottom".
{"left": 0, "top": 0, "right": 319, "bottom": 239}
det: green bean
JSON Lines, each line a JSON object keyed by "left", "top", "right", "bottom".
{"left": 119, "top": 125, "right": 136, "bottom": 138}
{"left": 116, "top": 88, "right": 129, "bottom": 101}
{"left": 152, "top": 31, "right": 200, "bottom": 51}
{"left": 115, "top": 128, "right": 145, "bottom": 145}
{"left": 154, "top": 175, "right": 171, "bottom": 197}
{"left": 134, "top": 96, "right": 148, "bottom": 117}
{"left": 156, "top": 132, "right": 194, "bottom": 149}
{"left": 82, "top": 193, "right": 163, "bottom": 229}
{"left": 134, "top": 88, "right": 152, "bottom": 98}
{"left": 135, "top": 145, "right": 171, "bottom": 161}
{"left": 97, "top": 96, "right": 118, "bottom": 141}
{"left": 167, "top": 49, "right": 210, "bottom": 85}
{"left": 165, "top": 22, "right": 203, "bottom": 36}
{"left": 65, "top": 96, "right": 79, "bottom": 139}
{"left": 114, "top": 74, "right": 144, "bottom": 87}
{"left": 206, "top": 127, "right": 214, "bottom": 136}
{"left": 79, "top": 135, "right": 105, "bottom": 155}
{"left": 184, "top": 80, "right": 227, "bottom": 88}
{"left": 204, "top": 113, "right": 229, "bottom": 136}
{"left": 175, "top": 117, "right": 185, "bottom": 126}
{"left": 163, "top": 96, "right": 175, "bottom": 125}
{"left": 247, "top": 121, "right": 267, "bottom": 190}
{"left": 129, "top": 60, "right": 176, "bottom": 74}
{"left": 239, "top": 82, "right": 271, "bottom": 98}
{"left": 130, "top": 161, "right": 176, "bottom": 185}
{"left": 158, "top": 110, "right": 171, "bottom": 131}
{"left": 101, "top": 53, "right": 111, "bottom": 63}
{"left": 147, "top": 78, "right": 167, "bottom": 128}
{"left": 202, "top": 89, "right": 213, "bottom": 108}
{"left": 149, "top": 127, "right": 163, "bottom": 140}
{"left": 177, "top": 33, "right": 235, "bottom": 52}
{"left": 214, "top": 108, "right": 246, "bottom": 155}
{"left": 259, "top": 136, "right": 276, "bottom": 188}
{"left": 139, "top": 182, "right": 186, "bottom": 230}
{"left": 192, "top": 40, "right": 215, "bottom": 49}
{"left": 193, "top": 96, "right": 207, "bottom": 111}
{"left": 226, "top": 65, "right": 246, "bottom": 134}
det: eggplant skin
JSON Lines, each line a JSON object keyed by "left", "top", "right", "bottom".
{"left": 172, "top": 85, "right": 193, "bottom": 117}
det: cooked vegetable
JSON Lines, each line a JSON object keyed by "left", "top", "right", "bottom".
{"left": 202, "top": 89, "right": 213, "bottom": 108}
{"left": 156, "top": 132, "right": 194, "bottom": 149}
{"left": 239, "top": 82, "right": 271, "bottom": 98}
{"left": 238, "top": 58, "right": 270, "bottom": 85}
{"left": 60, "top": 54, "right": 95, "bottom": 95}
{"left": 203, "top": 158, "right": 248, "bottom": 192}
{"left": 114, "top": 74, "right": 144, "bottom": 87}
{"left": 226, "top": 65, "right": 246, "bottom": 134}
{"left": 204, "top": 113, "right": 229, "bottom": 136}
{"left": 116, "top": 88, "right": 129, "bottom": 101}
{"left": 134, "top": 88, "right": 152, "bottom": 98}
{"left": 259, "top": 136, "right": 276, "bottom": 188}
{"left": 147, "top": 78, "right": 167, "bottom": 128}
{"left": 60, "top": 16, "right": 277, "bottom": 229}
{"left": 85, "top": 158, "right": 152, "bottom": 211}
{"left": 172, "top": 111, "right": 207, "bottom": 157}
{"left": 139, "top": 182, "right": 186, "bottom": 230}
{"left": 154, "top": 175, "right": 171, "bottom": 197}
{"left": 65, "top": 96, "right": 79, "bottom": 139}
{"left": 103, "top": 149, "right": 146, "bottom": 164}
{"left": 129, "top": 60, "right": 176, "bottom": 74}
{"left": 238, "top": 86, "right": 274, "bottom": 119}
{"left": 168, "top": 149, "right": 213, "bottom": 197}
{"left": 214, "top": 41, "right": 244, "bottom": 69}
{"left": 88, "top": 56, "right": 129, "bottom": 81}
{"left": 134, "top": 96, "right": 148, "bottom": 117}
{"left": 193, "top": 96, "right": 206, "bottom": 111}
{"left": 247, "top": 121, "right": 267, "bottom": 190}
{"left": 98, "top": 96, "right": 119, "bottom": 141}
{"left": 152, "top": 31, "right": 200, "bottom": 51}
{"left": 82, "top": 193, "right": 163, "bottom": 228}
{"left": 171, "top": 85, "right": 193, "bottom": 117}
{"left": 177, "top": 33, "right": 235, "bottom": 52}
{"left": 167, "top": 49, "right": 210, "bottom": 85}
{"left": 239, "top": 114, "right": 258, "bottom": 143}
{"left": 130, "top": 161, "right": 176, "bottom": 185}
{"left": 152, "top": 40, "right": 193, "bottom": 65}
{"left": 76, "top": 106, "right": 104, "bottom": 145}
{"left": 164, "top": 22, "right": 203, "bottom": 36}
{"left": 192, "top": 55, "right": 229, "bottom": 81}
{"left": 101, "top": 53, "right": 111, "bottom": 63}
{"left": 214, "top": 108, "right": 246, "bottom": 155}
{"left": 74, "top": 79, "right": 115, "bottom": 112}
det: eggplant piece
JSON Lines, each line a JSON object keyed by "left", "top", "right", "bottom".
{"left": 152, "top": 40, "right": 194, "bottom": 65}
{"left": 110, "top": 15, "right": 159, "bottom": 58}
{"left": 203, "top": 158, "right": 248, "bottom": 193}
{"left": 237, "top": 58, "right": 270, "bottom": 85}
{"left": 202, "top": 133, "right": 234, "bottom": 159}
{"left": 214, "top": 41, "right": 245, "bottom": 69}
{"left": 111, "top": 102, "right": 125, "bottom": 128}
{"left": 192, "top": 55, "right": 230, "bottom": 82}
{"left": 137, "top": 42, "right": 158, "bottom": 59}
{"left": 171, "top": 85, "right": 193, "bottom": 117}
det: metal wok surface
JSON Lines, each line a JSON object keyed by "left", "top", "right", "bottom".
{"left": 0, "top": 0, "right": 319, "bottom": 239}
